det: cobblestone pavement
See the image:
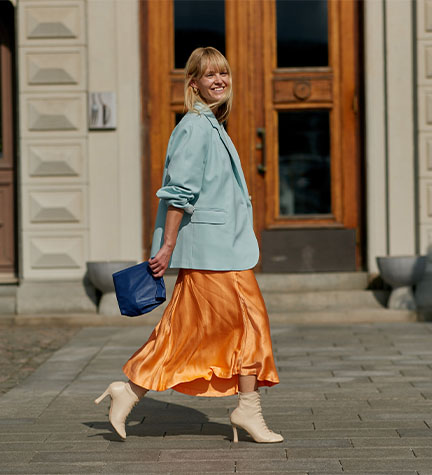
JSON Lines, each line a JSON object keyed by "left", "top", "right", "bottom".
{"left": 1, "top": 323, "right": 432, "bottom": 473}
{"left": 0, "top": 326, "right": 79, "bottom": 395}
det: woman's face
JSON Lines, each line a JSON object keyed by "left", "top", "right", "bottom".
{"left": 191, "top": 64, "right": 230, "bottom": 105}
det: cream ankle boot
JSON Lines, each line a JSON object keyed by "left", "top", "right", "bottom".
{"left": 230, "top": 390, "right": 283, "bottom": 443}
{"left": 94, "top": 381, "right": 142, "bottom": 439}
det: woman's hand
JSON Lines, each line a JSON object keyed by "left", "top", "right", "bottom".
{"left": 149, "top": 206, "right": 184, "bottom": 278}
{"left": 149, "top": 244, "right": 174, "bottom": 278}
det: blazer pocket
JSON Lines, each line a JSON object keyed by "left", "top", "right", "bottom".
{"left": 191, "top": 209, "right": 227, "bottom": 225}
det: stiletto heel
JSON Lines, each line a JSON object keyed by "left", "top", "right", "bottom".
{"left": 93, "top": 381, "right": 142, "bottom": 439}
{"left": 94, "top": 388, "right": 110, "bottom": 405}
{"left": 232, "top": 425, "right": 238, "bottom": 443}
{"left": 230, "top": 390, "right": 283, "bottom": 443}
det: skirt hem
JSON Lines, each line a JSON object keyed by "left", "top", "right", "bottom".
{"left": 126, "top": 371, "right": 279, "bottom": 397}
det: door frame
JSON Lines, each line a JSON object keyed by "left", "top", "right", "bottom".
{"left": 140, "top": 0, "right": 363, "bottom": 268}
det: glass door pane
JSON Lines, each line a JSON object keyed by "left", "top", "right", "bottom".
{"left": 276, "top": 0, "right": 328, "bottom": 68}
{"left": 0, "top": 52, "right": 2, "bottom": 159}
{"left": 278, "top": 110, "right": 331, "bottom": 216}
{"left": 174, "top": 0, "right": 225, "bottom": 69}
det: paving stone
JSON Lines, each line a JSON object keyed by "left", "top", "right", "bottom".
{"left": 2, "top": 423, "right": 91, "bottom": 433}
{"left": 31, "top": 449, "right": 159, "bottom": 463}
{"left": 101, "top": 461, "right": 235, "bottom": 473}
{"left": 233, "top": 473, "right": 306, "bottom": 475}
{"left": 340, "top": 459, "right": 432, "bottom": 471}
{"left": 0, "top": 463, "right": 104, "bottom": 474}
{"left": 281, "top": 429, "right": 399, "bottom": 439}
{"left": 412, "top": 447, "right": 432, "bottom": 457}
{"left": 107, "top": 438, "right": 230, "bottom": 449}
{"left": 313, "top": 420, "right": 427, "bottom": 429}
{"left": 397, "top": 428, "right": 432, "bottom": 437}
{"left": 286, "top": 447, "right": 414, "bottom": 458}
{"left": 159, "top": 448, "right": 286, "bottom": 461}
{"left": 0, "top": 327, "right": 78, "bottom": 396}
{"left": 0, "top": 452, "right": 34, "bottom": 463}
{"left": 350, "top": 437, "right": 432, "bottom": 447}
{"left": 0, "top": 433, "right": 48, "bottom": 442}
{"left": 235, "top": 458, "right": 342, "bottom": 471}
{"left": 359, "top": 412, "right": 431, "bottom": 421}
{"left": 3, "top": 323, "right": 432, "bottom": 473}
{"left": 282, "top": 438, "right": 352, "bottom": 448}
{"left": 309, "top": 473, "right": 416, "bottom": 475}
{"left": 0, "top": 441, "right": 110, "bottom": 452}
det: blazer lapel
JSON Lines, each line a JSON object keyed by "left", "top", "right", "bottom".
{"left": 202, "top": 111, "right": 249, "bottom": 199}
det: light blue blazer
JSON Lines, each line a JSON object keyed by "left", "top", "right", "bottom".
{"left": 150, "top": 104, "right": 260, "bottom": 271}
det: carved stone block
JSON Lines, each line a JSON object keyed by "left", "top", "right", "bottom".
{"left": 426, "top": 92, "right": 432, "bottom": 125}
{"left": 428, "top": 183, "right": 432, "bottom": 218}
{"left": 29, "top": 190, "right": 83, "bottom": 223}
{"left": 29, "top": 235, "right": 83, "bottom": 269}
{"left": 427, "top": 139, "right": 432, "bottom": 171}
{"left": 25, "top": 5, "right": 80, "bottom": 39}
{"left": 426, "top": 45, "right": 432, "bottom": 79}
{"left": 27, "top": 97, "right": 81, "bottom": 131}
{"left": 27, "top": 51, "right": 80, "bottom": 85}
{"left": 426, "top": 1, "right": 432, "bottom": 32}
{"left": 28, "top": 143, "right": 82, "bottom": 177}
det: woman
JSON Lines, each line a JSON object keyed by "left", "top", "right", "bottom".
{"left": 95, "top": 47, "right": 282, "bottom": 444}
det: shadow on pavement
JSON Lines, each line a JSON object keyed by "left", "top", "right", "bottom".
{"left": 83, "top": 396, "right": 236, "bottom": 442}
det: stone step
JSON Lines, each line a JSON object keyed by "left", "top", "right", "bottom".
{"left": 164, "top": 272, "right": 370, "bottom": 293}
{"left": 0, "top": 296, "right": 16, "bottom": 314}
{"left": 10, "top": 308, "right": 416, "bottom": 326}
{"left": 256, "top": 272, "right": 369, "bottom": 292}
{"left": 268, "top": 309, "right": 416, "bottom": 324}
{"left": 0, "top": 284, "right": 17, "bottom": 296}
{"left": 0, "top": 285, "right": 17, "bottom": 314}
{"left": 263, "top": 289, "right": 389, "bottom": 312}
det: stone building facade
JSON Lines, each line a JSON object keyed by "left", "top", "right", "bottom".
{"left": 0, "top": 0, "right": 430, "bottom": 314}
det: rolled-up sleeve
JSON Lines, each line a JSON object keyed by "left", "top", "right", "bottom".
{"left": 156, "top": 119, "right": 209, "bottom": 214}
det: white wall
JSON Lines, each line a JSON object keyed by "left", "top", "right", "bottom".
{"left": 417, "top": 0, "right": 432, "bottom": 253}
{"left": 17, "top": 0, "right": 142, "bottom": 280}
{"left": 364, "top": 0, "right": 416, "bottom": 273}
{"left": 87, "top": 0, "right": 142, "bottom": 262}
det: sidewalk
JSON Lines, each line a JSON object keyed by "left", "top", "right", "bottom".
{"left": 1, "top": 322, "right": 432, "bottom": 474}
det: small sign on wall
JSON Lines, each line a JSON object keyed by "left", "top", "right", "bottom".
{"left": 88, "top": 92, "right": 116, "bottom": 130}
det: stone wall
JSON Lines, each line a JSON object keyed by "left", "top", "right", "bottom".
{"left": 17, "top": 0, "right": 142, "bottom": 283}
{"left": 364, "top": 0, "right": 416, "bottom": 272}
{"left": 15, "top": 0, "right": 142, "bottom": 313}
{"left": 417, "top": 0, "right": 432, "bottom": 253}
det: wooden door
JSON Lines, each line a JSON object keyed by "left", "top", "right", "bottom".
{"left": 0, "top": 2, "right": 16, "bottom": 276}
{"left": 141, "top": 0, "right": 362, "bottom": 272}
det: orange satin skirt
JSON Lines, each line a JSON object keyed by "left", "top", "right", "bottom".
{"left": 122, "top": 269, "right": 279, "bottom": 397}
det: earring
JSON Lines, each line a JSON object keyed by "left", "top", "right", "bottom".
{"left": 192, "top": 87, "right": 199, "bottom": 94}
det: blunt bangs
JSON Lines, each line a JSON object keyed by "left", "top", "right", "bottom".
{"left": 184, "top": 47, "right": 233, "bottom": 123}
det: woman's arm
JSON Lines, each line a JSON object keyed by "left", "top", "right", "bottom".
{"left": 149, "top": 206, "right": 185, "bottom": 277}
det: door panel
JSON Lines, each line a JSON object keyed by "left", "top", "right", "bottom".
{"left": 141, "top": 0, "right": 362, "bottom": 270}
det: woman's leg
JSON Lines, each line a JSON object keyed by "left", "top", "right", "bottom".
{"left": 231, "top": 374, "right": 283, "bottom": 443}
{"left": 128, "top": 380, "right": 148, "bottom": 398}
{"left": 238, "top": 375, "right": 258, "bottom": 393}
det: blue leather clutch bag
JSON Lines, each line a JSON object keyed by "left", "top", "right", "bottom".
{"left": 112, "top": 261, "right": 166, "bottom": 316}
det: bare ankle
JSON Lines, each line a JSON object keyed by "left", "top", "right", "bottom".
{"left": 128, "top": 380, "right": 148, "bottom": 398}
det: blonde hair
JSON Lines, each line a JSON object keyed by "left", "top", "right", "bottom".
{"left": 184, "top": 47, "right": 233, "bottom": 123}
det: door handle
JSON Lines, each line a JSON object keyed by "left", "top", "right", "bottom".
{"left": 256, "top": 127, "right": 266, "bottom": 175}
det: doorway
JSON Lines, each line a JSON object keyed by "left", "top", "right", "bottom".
{"left": 0, "top": 1, "right": 16, "bottom": 277}
{"left": 141, "top": 0, "right": 362, "bottom": 272}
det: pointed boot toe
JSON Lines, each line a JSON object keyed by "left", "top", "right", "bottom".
{"left": 95, "top": 381, "right": 141, "bottom": 439}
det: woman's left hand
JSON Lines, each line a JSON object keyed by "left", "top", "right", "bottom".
{"left": 149, "top": 244, "right": 173, "bottom": 278}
